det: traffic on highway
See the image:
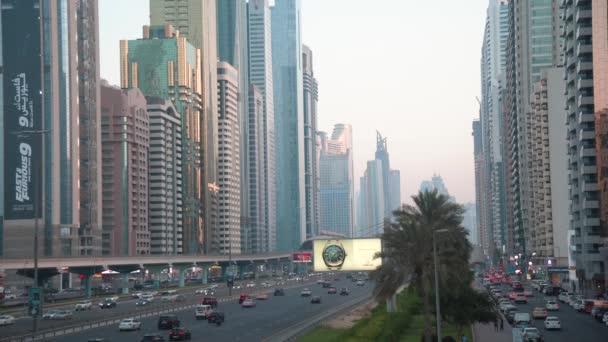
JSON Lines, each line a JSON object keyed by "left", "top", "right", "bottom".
{"left": 480, "top": 271, "right": 608, "bottom": 342}
{"left": 0, "top": 273, "right": 372, "bottom": 342}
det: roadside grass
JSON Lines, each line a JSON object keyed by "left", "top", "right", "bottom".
{"left": 298, "top": 289, "right": 473, "bottom": 342}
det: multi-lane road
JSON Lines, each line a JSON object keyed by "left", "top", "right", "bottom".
{"left": 1, "top": 276, "right": 373, "bottom": 341}
{"left": 485, "top": 280, "right": 607, "bottom": 341}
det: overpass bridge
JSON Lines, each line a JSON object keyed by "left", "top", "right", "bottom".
{"left": 0, "top": 252, "right": 294, "bottom": 297}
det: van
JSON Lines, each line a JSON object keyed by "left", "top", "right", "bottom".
{"left": 513, "top": 313, "right": 531, "bottom": 327}
{"left": 195, "top": 304, "right": 213, "bottom": 320}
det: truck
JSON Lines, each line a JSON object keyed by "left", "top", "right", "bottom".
{"left": 195, "top": 304, "right": 213, "bottom": 320}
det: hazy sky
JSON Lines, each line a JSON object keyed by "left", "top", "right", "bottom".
{"left": 99, "top": 0, "right": 488, "bottom": 205}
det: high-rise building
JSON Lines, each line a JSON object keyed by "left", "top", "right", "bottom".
{"left": 272, "top": 0, "right": 306, "bottom": 251}
{"left": 100, "top": 83, "right": 150, "bottom": 256}
{"left": 562, "top": 0, "right": 605, "bottom": 293}
{"left": 375, "top": 132, "right": 392, "bottom": 217}
{"left": 302, "top": 45, "right": 320, "bottom": 238}
{"left": 479, "top": 0, "right": 509, "bottom": 259}
{"left": 146, "top": 97, "right": 183, "bottom": 255}
{"left": 2, "top": 0, "right": 101, "bottom": 257}
{"left": 528, "top": 68, "right": 570, "bottom": 268}
{"left": 357, "top": 160, "right": 386, "bottom": 237}
{"left": 420, "top": 174, "right": 453, "bottom": 200}
{"left": 463, "top": 202, "right": 479, "bottom": 246}
{"left": 121, "top": 25, "right": 204, "bottom": 254}
{"left": 149, "top": 0, "right": 219, "bottom": 254}
{"left": 248, "top": 0, "right": 276, "bottom": 252}
{"left": 473, "top": 119, "right": 491, "bottom": 255}
{"left": 389, "top": 170, "right": 401, "bottom": 211}
{"left": 217, "top": 0, "right": 250, "bottom": 253}
{"left": 319, "top": 124, "right": 354, "bottom": 238}
{"left": 216, "top": 62, "right": 241, "bottom": 255}
{"left": 504, "top": 0, "right": 563, "bottom": 258}
{"left": 77, "top": 0, "right": 102, "bottom": 257}
{"left": 244, "top": 85, "right": 267, "bottom": 253}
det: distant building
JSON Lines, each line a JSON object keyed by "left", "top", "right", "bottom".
{"left": 319, "top": 124, "right": 354, "bottom": 238}
{"left": 100, "top": 83, "right": 150, "bottom": 256}
{"left": 390, "top": 170, "right": 401, "bottom": 211}
{"left": 216, "top": 62, "right": 241, "bottom": 255}
{"left": 419, "top": 174, "right": 453, "bottom": 200}
{"left": 463, "top": 202, "right": 478, "bottom": 246}
{"left": 146, "top": 97, "right": 183, "bottom": 255}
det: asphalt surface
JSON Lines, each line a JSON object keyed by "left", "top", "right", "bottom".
{"left": 485, "top": 280, "right": 608, "bottom": 341}
{"left": 49, "top": 277, "right": 371, "bottom": 342}
{"left": 0, "top": 278, "right": 284, "bottom": 338}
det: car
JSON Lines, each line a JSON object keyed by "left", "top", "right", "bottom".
{"left": 543, "top": 316, "right": 561, "bottom": 330}
{"left": 514, "top": 293, "right": 527, "bottom": 304}
{"left": 514, "top": 313, "right": 531, "bottom": 327}
{"left": 524, "top": 290, "right": 534, "bottom": 297}
{"left": 572, "top": 299, "right": 585, "bottom": 311}
{"left": 140, "top": 334, "right": 166, "bottom": 342}
{"left": 340, "top": 288, "right": 350, "bottom": 296}
{"left": 322, "top": 282, "right": 331, "bottom": 288}
{"left": 98, "top": 298, "right": 117, "bottom": 309}
{"left": 157, "top": 314, "right": 180, "bottom": 329}
{"left": 53, "top": 310, "right": 73, "bottom": 320}
{"left": 508, "top": 292, "right": 518, "bottom": 300}
{"left": 42, "top": 310, "right": 59, "bottom": 320}
{"left": 532, "top": 307, "right": 548, "bottom": 319}
{"left": 246, "top": 282, "right": 256, "bottom": 288}
{"left": 317, "top": 279, "right": 325, "bottom": 284}
{"left": 300, "top": 288, "right": 312, "bottom": 297}
{"left": 132, "top": 292, "right": 144, "bottom": 299}
{"left": 75, "top": 300, "right": 92, "bottom": 311}
{"left": 195, "top": 304, "right": 213, "bottom": 320}
{"left": 356, "top": 280, "right": 365, "bottom": 286}
{"left": 603, "top": 311, "right": 608, "bottom": 323}
{"left": 328, "top": 287, "right": 337, "bottom": 294}
{"left": 500, "top": 303, "right": 516, "bottom": 313}
{"left": 241, "top": 299, "right": 256, "bottom": 308}
{"left": 591, "top": 306, "right": 608, "bottom": 321}
{"left": 136, "top": 298, "right": 151, "bottom": 306}
{"left": 545, "top": 300, "right": 559, "bottom": 311}
{"left": 0, "top": 315, "right": 15, "bottom": 326}
{"left": 311, "top": 295, "right": 322, "bottom": 304}
{"left": 274, "top": 288, "right": 285, "bottom": 296}
{"left": 195, "top": 288, "right": 206, "bottom": 295}
{"left": 256, "top": 293, "right": 269, "bottom": 300}
{"left": 558, "top": 292, "right": 572, "bottom": 303}
{"left": 207, "top": 311, "right": 225, "bottom": 326}
{"left": 119, "top": 318, "right": 142, "bottom": 331}
{"left": 521, "top": 327, "right": 544, "bottom": 342}
{"left": 169, "top": 327, "right": 192, "bottom": 341}
{"left": 202, "top": 297, "right": 218, "bottom": 308}
{"left": 238, "top": 293, "right": 250, "bottom": 304}
{"left": 505, "top": 309, "right": 517, "bottom": 324}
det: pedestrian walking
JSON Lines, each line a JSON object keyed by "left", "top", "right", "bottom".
{"left": 500, "top": 318, "right": 504, "bottom": 331}
{"left": 494, "top": 319, "right": 498, "bottom": 331}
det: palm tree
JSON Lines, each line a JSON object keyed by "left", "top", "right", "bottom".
{"left": 371, "top": 190, "right": 471, "bottom": 342}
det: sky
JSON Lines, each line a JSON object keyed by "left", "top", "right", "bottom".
{"left": 99, "top": 0, "right": 488, "bottom": 205}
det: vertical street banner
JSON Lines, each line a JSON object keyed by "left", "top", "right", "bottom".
{"left": 2, "top": 0, "right": 43, "bottom": 219}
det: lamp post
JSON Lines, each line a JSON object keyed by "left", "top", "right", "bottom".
{"left": 432, "top": 228, "right": 449, "bottom": 342}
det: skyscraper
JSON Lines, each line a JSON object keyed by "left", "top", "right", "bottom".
{"left": 1, "top": 0, "right": 100, "bottom": 257}
{"left": 149, "top": 0, "right": 219, "bottom": 254}
{"left": 272, "top": 0, "right": 305, "bottom": 251}
{"left": 562, "top": 0, "right": 605, "bottom": 292}
{"left": 217, "top": 0, "right": 250, "bottom": 253}
{"left": 375, "top": 132, "right": 392, "bottom": 217}
{"left": 302, "top": 45, "right": 320, "bottom": 238}
{"left": 100, "top": 83, "right": 150, "bottom": 256}
{"left": 216, "top": 62, "right": 241, "bottom": 255}
{"left": 319, "top": 124, "right": 354, "bottom": 238}
{"left": 121, "top": 25, "right": 204, "bottom": 254}
{"left": 248, "top": 0, "right": 276, "bottom": 252}
{"left": 473, "top": 119, "right": 490, "bottom": 255}
{"left": 146, "top": 97, "right": 183, "bottom": 255}
{"left": 389, "top": 170, "right": 401, "bottom": 211}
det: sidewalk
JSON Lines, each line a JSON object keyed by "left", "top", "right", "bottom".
{"left": 472, "top": 321, "right": 512, "bottom": 342}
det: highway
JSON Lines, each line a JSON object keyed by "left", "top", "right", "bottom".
{"left": 487, "top": 280, "right": 608, "bottom": 341}
{"left": 1, "top": 276, "right": 373, "bottom": 341}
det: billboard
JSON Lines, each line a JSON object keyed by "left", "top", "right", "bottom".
{"left": 313, "top": 238, "right": 382, "bottom": 272}
{"left": 293, "top": 252, "right": 312, "bottom": 263}
{"left": 2, "top": 0, "right": 43, "bottom": 220}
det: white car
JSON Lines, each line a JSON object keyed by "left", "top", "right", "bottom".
{"left": 545, "top": 300, "right": 559, "bottom": 311}
{"left": 300, "top": 288, "right": 312, "bottom": 297}
{"left": 132, "top": 292, "right": 144, "bottom": 299}
{"left": 603, "top": 312, "right": 608, "bottom": 324}
{"left": 195, "top": 288, "right": 206, "bottom": 295}
{"left": 558, "top": 292, "right": 572, "bottom": 303}
{"left": 0, "top": 315, "right": 15, "bottom": 326}
{"left": 246, "top": 282, "right": 256, "bottom": 288}
{"left": 356, "top": 280, "right": 365, "bottom": 286}
{"left": 42, "top": 310, "right": 59, "bottom": 320}
{"left": 74, "top": 300, "right": 92, "bottom": 311}
{"left": 118, "top": 318, "right": 142, "bottom": 331}
{"left": 544, "top": 316, "right": 561, "bottom": 330}
{"left": 140, "top": 294, "right": 154, "bottom": 302}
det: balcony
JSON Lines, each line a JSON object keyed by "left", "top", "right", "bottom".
{"left": 578, "top": 94, "right": 594, "bottom": 107}
{"left": 577, "top": 77, "right": 593, "bottom": 90}
{"left": 575, "top": 26, "right": 592, "bottom": 39}
{"left": 582, "top": 181, "right": 598, "bottom": 192}
{"left": 578, "top": 112, "right": 594, "bottom": 123}
{"left": 577, "top": 60, "right": 593, "bottom": 73}
{"left": 583, "top": 217, "right": 600, "bottom": 227}
{"left": 576, "top": 8, "right": 592, "bottom": 22}
{"left": 576, "top": 41, "right": 592, "bottom": 56}
{"left": 581, "top": 165, "right": 597, "bottom": 175}
{"left": 582, "top": 197, "right": 599, "bottom": 210}
{"left": 579, "top": 128, "right": 595, "bottom": 140}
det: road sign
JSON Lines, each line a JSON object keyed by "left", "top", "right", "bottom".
{"left": 28, "top": 287, "right": 41, "bottom": 317}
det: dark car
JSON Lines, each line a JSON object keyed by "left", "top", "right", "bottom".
{"left": 169, "top": 327, "right": 192, "bottom": 341}
{"left": 98, "top": 298, "right": 116, "bottom": 309}
{"left": 340, "top": 288, "right": 350, "bottom": 296}
{"left": 157, "top": 314, "right": 180, "bottom": 330}
{"left": 591, "top": 306, "right": 608, "bottom": 321}
{"left": 322, "top": 282, "right": 331, "bottom": 288}
{"left": 141, "top": 334, "right": 165, "bottom": 342}
{"left": 328, "top": 287, "right": 337, "bottom": 294}
{"left": 274, "top": 288, "right": 285, "bottom": 296}
{"left": 202, "top": 297, "right": 218, "bottom": 308}
{"left": 207, "top": 311, "right": 225, "bottom": 326}
{"left": 505, "top": 310, "right": 517, "bottom": 325}
{"left": 311, "top": 296, "right": 322, "bottom": 304}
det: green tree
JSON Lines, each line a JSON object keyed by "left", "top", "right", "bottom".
{"left": 371, "top": 190, "right": 472, "bottom": 342}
